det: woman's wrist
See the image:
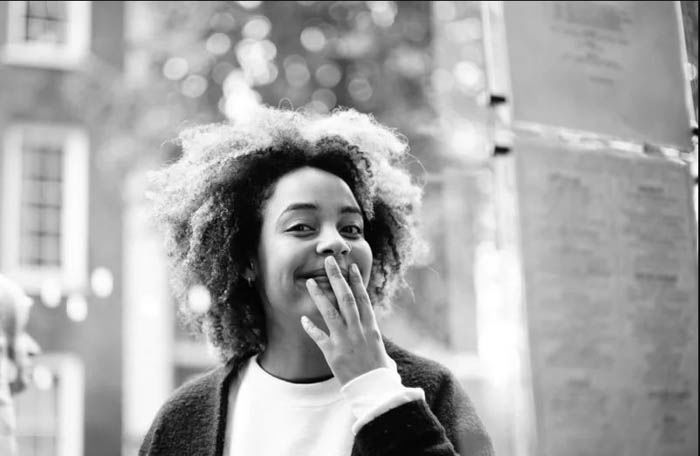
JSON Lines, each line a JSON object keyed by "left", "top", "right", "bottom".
{"left": 340, "top": 367, "right": 425, "bottom": 434}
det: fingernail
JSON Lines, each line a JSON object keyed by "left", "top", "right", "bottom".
{"left": 351, "top": 263, "right": 360, "bottom": 277}
{"left": 301, "top": 315, "right": 310, "bottom": 327}
{"left": 325, "top": 256, "right": 337, "bottom": 268}
{"left": 306, "top": 278, "right": 317, "bottom": 289}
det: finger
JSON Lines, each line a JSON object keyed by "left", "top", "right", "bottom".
{"left": 324, "top": 256, "right": 361, "bottom": 330}
{"left": 349, "top": 263, "right": 378, "bottom": 329}
{"left": 301, "top": 315, "right": 331, "bottom": 348}
{"left": 306, "top": 278, "right": 345, "bottom": 334}
{"left": 318, "top": 280, "right": 339, "bottom": 311}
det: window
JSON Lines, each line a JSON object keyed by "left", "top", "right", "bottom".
{"left": 2, "top": 1, "right": 91, "bottom": 69}
{"left": 14, "top": 353, "right": 84, "bottom": 456}
{"left": 20, "top": 141, "right": 63, "bottom": 268}
{"left": 1, "top": 124, "right": 89, "bottom": 294}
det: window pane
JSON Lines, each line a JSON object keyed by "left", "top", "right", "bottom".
{"left": 24, "top": 1, "right": 68, "bottom": 44}
{"left": 41, "top": 207, "right": 62, "bottom": 235}
{"left": 42, "top": 150, "right": 63, "bottom": 181}
{"left": 41, "top": 180, "right": 62, "bottom": 207}
{"left": 15, "top": 372, "right": 59, "bottom": 456}
{"left": 26, "top": 17, "right": 54, "bottom": 43}
{"left": 22, "top": 148, "right": 41, "bottom": 179}
{"left": 22, "top": 179, "right": 43, "bottom": 205}
{"left": 21, "top": 206, "right": 41, "bottom": 232}
{"left": 27, "top": 1, "right": 50, "bottom": 18}
{"left": 45, "top": 1, "right": 68, "bottom": 21}
{"left": 40, "top": 235, "right": 60, "bottom": 265}
{"left": 20, "top": 233, "right": 41, "bottom": 266}
{"left": 17, "top": 436, "right": 57, "bottom": 456}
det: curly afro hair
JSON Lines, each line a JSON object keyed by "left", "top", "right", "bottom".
{"left": 148, "top": 106, "right": 424, "bottom": 361}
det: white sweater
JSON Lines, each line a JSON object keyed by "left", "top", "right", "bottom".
{"left": 223, "top": 355, "right": 424, "bottom": 456}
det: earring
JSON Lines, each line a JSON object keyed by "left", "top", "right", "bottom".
{"left": 247, "top": 261, "right": 255, "bottom": 287}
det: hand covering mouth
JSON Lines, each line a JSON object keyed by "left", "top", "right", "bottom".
{"left": 298, "top": 268, "right": 350, "bottom": 281}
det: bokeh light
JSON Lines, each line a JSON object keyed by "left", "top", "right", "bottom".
{"left": 236, "top": 38, "right": 278, "bottom": 85}
{"left": 206, "top": 32, "right": 232, "bottom": 55}
{"left": 434, "top": 1, "right": 457, "bottom": 22}
{"left": 90, "top": 267, "right": 114, "bottom": 298}
{"left": 66, "top": 293, "right": 88, "bottom": 322}
{"left": 368, "top": 1, "right": 397, "bottom": 28}
{"left": 390, "top": 46, "right": 427, "bottom": 78}
{"left": 306, "top": 100, "right": 329, "bottom": 114}
{"left": 209, "top": 12, "right": 237, "bottom": 32}
{"left": 300, "top": 26, "right": 326, "bottom": 52}
{"left": 187, "top": 284, "right": 211, "bottom": 314}
{"left": 259, "top": 39, "right": 278, "bottom": 60}
{"left": 223, "top": 70, "right": 262, "bottom": 119}
{"left": 237, "top": 1, "right": 261, "bottom": 10}
{"left": 312, "top": 88, "right": 337, "bottom": 111}
{"left": 315, "top": 62, "right": 343, "bottom": 87}
{"left": 242, "top": 15, "right": 271, "bottom": 40}
{"left": 40, "top": 278, "right": 62, "bottom": 308}
{"left": 181, "top": 74, "right": 208, "bottom": 98}
{"left": 284, "top": 54, "right": 311, "bottom": 87}
{"left": 453, "top": 60, "right": 483, "bottom": 92}
{"left": 347, "top": 76, "right": 373, "bottom": 102}
{"left": 446, "top": 18, "right": 481, "bottom": 43}
{"left": 162, "top": 57, "right": 189, "bottom": 80}
{"left": 33, "top": 365, "right": 55, "bottom": 390}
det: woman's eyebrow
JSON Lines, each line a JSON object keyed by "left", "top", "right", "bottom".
{"left": 281, "top": 203, "right": 317, "bottom": 215}
{"left": 279, "top": 203, "right": 362, "bottom": 218}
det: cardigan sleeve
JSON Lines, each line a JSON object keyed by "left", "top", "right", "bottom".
{"left": 352, "top": 371, "right": 494, "bottom": 456}
{"left": 433, "top": 372, "right": 494, "bottom": 456}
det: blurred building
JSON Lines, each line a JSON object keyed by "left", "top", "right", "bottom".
{"left": 0, "top": 2, "right": 124, "bottom": 455}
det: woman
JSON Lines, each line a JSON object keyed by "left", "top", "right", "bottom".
{"left": 140, "top": 106, "right": 494, "bottom": 456}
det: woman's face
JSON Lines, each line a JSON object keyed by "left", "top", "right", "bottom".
{"left": 253, "top": 166, "right": 373, "bottom": 329}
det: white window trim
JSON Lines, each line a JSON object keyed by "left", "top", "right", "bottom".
{"left": 1, "top": 124, "right": 89, "bottom": 295}
{"left": 2, "top": 1, "right": 92, "bottom": 70}
{"left": 26, "top": 353, "right": 85, "bottom": 456}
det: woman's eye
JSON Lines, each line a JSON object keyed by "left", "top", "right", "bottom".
{"left": 288, "top": 224, "right": 314, "bottom": 232}
{"left": 343, "top": 225, "right": 363, "bottom": 236}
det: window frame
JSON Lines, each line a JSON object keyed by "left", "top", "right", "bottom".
{"left": 14, "top": 353, "right": 85, "bottom": 456}
{"left": 1, "top": 123, "right": 89, "bottom": 294}
{"left": 2, "top": 1, "right": 92, "bottom": 69}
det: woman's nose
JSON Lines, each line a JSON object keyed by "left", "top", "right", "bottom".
{"left": 316, "top": 228, "right": 351, "bottom": 256}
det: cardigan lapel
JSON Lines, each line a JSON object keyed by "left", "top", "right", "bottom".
{"left": 207, "top": 353, "right": 248, "bottom": 456}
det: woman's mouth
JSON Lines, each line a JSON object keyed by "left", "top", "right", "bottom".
{"left": 299, "top": 275, "right": 332, "bottom": 288}
{"left": 297, "top": 271, "right": 350, "bottom": 290}
{"left": 298, "top": 268, "right": 350, "bottom": 284}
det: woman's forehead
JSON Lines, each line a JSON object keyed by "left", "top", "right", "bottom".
{"left": 264, "top": 167, "right": 360, "bottom": 215}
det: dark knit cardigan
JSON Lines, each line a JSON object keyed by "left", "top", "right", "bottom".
{"left": 140, "top": 339, "right": 495, "bottom": 456}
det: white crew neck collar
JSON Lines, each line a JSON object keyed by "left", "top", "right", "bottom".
{"left": 245, "top": 355, "right": 343, "bottom": 407}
